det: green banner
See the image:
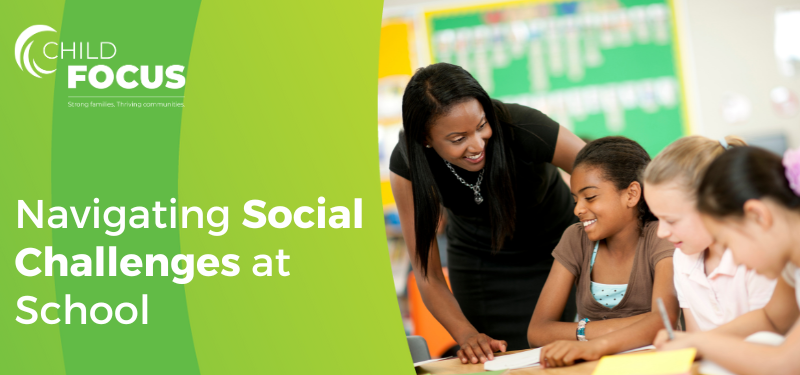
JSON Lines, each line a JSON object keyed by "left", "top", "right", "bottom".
{"left": 1, "top": 1, "right": 411, "bottom": 374}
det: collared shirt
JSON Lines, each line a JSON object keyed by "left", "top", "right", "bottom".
{"left": 674, "top": 248, "right": 777, "bottom": 331}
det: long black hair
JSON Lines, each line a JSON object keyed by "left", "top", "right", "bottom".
{"left": 698, "top": 146, "right": 800, "bottom": 217}
{"left": 573, "top": 136, "right": 656, "bottom": 232}
{"left": 401, "top": 63, "right": 516, "bottom": 278}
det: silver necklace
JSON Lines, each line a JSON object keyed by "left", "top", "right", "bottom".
{"left": 444, "top": 159, "right": 484, "bottom": 204}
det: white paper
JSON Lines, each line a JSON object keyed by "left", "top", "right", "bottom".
{"left": 654, "top": 77, "right": 678, "bottom": 108}
{"left": 697, "top": 360, "right": 735, "bottom": 375}
{"left": 648, "top": 4, "right": 670, "bottom": 45}
{"left": 546, "top": 20, "right": 564, "bottom": 76}
{"left": 628, "top": 6, "right": 650, "bottom": 44}
{"left": 615, "top": 82, "right": 638, "bottom": 110}
{"left": 612, "top": 10, "right": 632, "bottom": 47}
{"left": 413, "top": 356, "right": 454, "bottom": 367}
{"left": 601, "top": 85, "right": 624, "bottom": 132}
{"left": 484, "top": 348, "right": 542, "bottom": 371}
{"left": 582, "top": 17, "right": 604, "bottom": 68}
{"left": 483, "top": 345, "right": 655, "bottom": 371}
{"left": 580, "top": 86, "right": 600, "bottom": 114}
{"left": 636, "top": 80, "right": 658, "bottom": 113}
{"left": 617, "top": 345, "right": 655, "bottom": 354}
{"left": 510, "top": 21, "right": 529, "bottom": 58}
{"left": 529, "top": 38, "right": 549, "bottom": 92}
{"left": 565, "top": 16, "right": 584, "bottom": 82}
{"left": 564, "top": 89, "right": 586, "bottom": 120}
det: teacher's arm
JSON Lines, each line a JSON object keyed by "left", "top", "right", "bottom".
{"left": 550, "top": 125, "right": 586, "bottom": 174}
{"left": 390, "top": 172, "right": 507, "bottom": 364}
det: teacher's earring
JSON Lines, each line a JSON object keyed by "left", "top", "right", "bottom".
{"left": 425, "top": 144, "right": 432, "bottom": 148}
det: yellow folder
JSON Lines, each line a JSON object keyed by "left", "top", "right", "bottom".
{"left": 592, "top": 348, "right": 697, "bottom": 375}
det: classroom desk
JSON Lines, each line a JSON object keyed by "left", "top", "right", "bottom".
{"left": 415, "top": 349, "right": 702, "bottom": 375}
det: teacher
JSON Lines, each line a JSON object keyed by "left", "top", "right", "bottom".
{"left": 390, "top": 63, "right": 585, "bottom": 364}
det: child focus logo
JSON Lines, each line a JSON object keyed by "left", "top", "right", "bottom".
{"left": 14, "top": 25, "right": 58, "bottom": 79}
{"left": 13, "top": 24, "right": 186, "bottom": 90}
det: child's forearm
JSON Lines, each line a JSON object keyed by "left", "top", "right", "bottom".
{"left": 689, "top": 333, "right": 795, "bottom": 375}
{"left": 585, "top": 313, "right": 649, "bottom": 339}
{"left": 711, "top": 309, "right": 779, "bottom": 338}
{"left": 529, "top": 313, "right": 648, "bottom": 347}
{"left": 528, "top": 321, "right": 581, "bottom": 347}
{"left": 592, "top": 312, "right": 666, "bottom": 354}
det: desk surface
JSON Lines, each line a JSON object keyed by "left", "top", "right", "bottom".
{"left": 415, "top": 349, "right": 701, "bottom": 375}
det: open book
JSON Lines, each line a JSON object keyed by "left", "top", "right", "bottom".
{"left": 484, "top": 345, "right": 656, "bottom": 371}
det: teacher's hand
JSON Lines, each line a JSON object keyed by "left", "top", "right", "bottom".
{"left": 457, "top": 332, "right": 507, "bottom": 364}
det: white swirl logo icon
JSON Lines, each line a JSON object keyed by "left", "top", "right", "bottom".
{"left": 15, "top": 25, "right": 57, "bottom": 78}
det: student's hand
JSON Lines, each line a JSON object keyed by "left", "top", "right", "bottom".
{"left": 457, "top": 332, "right": 507, "bottom": 364}
{"left": 653, "top": 329, "right": 688, "bottom": 348}
{"left": 658, "top": 332, "right": 699, "bottom": 353}
{"left": 539, "top": 340, "right": 604, "bottom": 368}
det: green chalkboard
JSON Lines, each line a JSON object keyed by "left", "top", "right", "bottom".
{"left": 426, "top": 0, "right": 686, "bottom": 155}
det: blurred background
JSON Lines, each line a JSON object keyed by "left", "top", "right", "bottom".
{"left": 378, "top": 0, "right": 800, "bottom": 359}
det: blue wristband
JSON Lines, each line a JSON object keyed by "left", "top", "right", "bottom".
{"left": 576, "top": 318, "right": 590, "bottom": 341}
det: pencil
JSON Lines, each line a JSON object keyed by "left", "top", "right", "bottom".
{"left": 657, "top": 297, "right": 675, "bottom": 341}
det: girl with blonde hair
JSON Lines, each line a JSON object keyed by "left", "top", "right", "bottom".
{"left": 643, "top": 136, "right": 776, "bottom": 332}
{"left": 656, "top": 145, "right": 800, "bottom": 374}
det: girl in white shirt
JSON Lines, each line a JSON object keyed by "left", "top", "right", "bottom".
{"left": 643, "top": 136, "right": 776, "bottom": 332}
{"left": 655, "top": 146, "right": 800, "bottom": 375}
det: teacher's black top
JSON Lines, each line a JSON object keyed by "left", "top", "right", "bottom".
{"left": 390, "top": 102, "right": 577, "bottom": 351}
{"left": 389, "top": 103, "right": 576, "bottom": 261}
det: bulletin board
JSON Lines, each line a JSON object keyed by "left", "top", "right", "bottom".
{"left": 425, "top": 0, "right": 688, "bottom": 155}
{"left": 378, "top": 18, "right": 417, "bottom": 206}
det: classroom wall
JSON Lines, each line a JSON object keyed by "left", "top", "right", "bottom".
{"left": 384, "top": 0, "right": 800, "bottom": 150}
{"left": 679, "top": 0, "right": 800, "bottom": 149}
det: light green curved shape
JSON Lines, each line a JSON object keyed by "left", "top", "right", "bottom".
{"left": 47, "top": 1, "right": 202, "bottom": 373}
{"left": 179, "top": 0, "right": 413, "bottom": 373}
{"left": 0, "top": 1, "right": 65, "bottom": 374}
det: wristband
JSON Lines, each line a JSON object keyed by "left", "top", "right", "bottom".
{"left": 576, "top": 318, "right": 590, "bottom": 341}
